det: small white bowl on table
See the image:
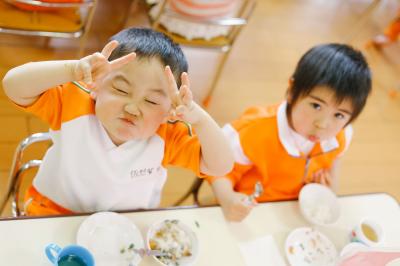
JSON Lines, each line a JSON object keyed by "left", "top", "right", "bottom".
{"left": 299, "top": 183, "right": 340, "bottom": 226}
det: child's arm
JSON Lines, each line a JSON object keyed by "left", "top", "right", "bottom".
{"left": 3, "top": 60, "right": 79, "bottom": 106}
{"left": 165, "top": 66, "right": 234, "bottom": 176}
{"left": 212, "top": 177, "right": 254, "bottom": 222}
{"left": 2, "top": 41, "right": 135, "bottom": 106}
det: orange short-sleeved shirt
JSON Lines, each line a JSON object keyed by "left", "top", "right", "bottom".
{"left": 20, "top": 82, "right": 203, "bottom": 213}
{"left": 207, "top": 102, "right": 352, "bottom": 201}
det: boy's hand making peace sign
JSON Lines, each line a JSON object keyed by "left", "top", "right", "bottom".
{"left": 164, "top": 65, "right": 205, "bottom": 125}
{"left": 74, "top": 40, "right": 136, "bottom": 91}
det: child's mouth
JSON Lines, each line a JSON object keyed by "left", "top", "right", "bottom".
{"left": 308, "top": 135, "right": 319, "bottom": 142}
{"left": 120, "top": 118, "right": 136, "bottom": 126}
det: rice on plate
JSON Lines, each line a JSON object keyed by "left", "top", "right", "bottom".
{"left": 147, "top": 219, "right": 199, "bottom": 266}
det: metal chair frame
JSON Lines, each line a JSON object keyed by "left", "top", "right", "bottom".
{"left": 149, "top": 0, "right": 256, "bottom": 106}
{"left": 0, "top": 0, "right": 97, "bottom": 56}
{"left": 0, "top": 132, "right": 52, "bottom": 217}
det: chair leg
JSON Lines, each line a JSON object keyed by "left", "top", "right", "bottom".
{"left": 78, "top": 35, "right": 88, "bottom": 58}
{"left": 202, "top": 49, "right": 231, "bottom": 108}
{"left": 174, "top": 178, "right": 204, "bottom": 206}
{"left": 78, "top": 0, "right": 98, "bottom": 57}
{"left": 11, "top": 160, "right": 42, "bottom": 217}
{"left": 43, "top": 37, "right": 51, "bottom": 48}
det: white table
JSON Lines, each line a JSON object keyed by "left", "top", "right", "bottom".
{"left": 229, "top": 193, "right": 400, "bottom": 263}
{"left": 0, "top": 193, "right": 398, "bottom": 265}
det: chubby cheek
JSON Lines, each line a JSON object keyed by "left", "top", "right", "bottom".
{"left": 142, "top": 109, "right": 169, "bottom": 130}
{"left": 292, "top": 109, "right": 313, "bottom": 134}
{"left": 95, "top": 98, "right": 123, "bottom": 127}
{"left": 326, "top": 122, "right": 346, "bottom": 138}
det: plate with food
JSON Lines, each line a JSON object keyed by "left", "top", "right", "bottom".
{"left": 77, "top": 212, "right": 144, "bottom": 266}
{"left": 147, "top": 219, "right": 199, "bottom": 266}
{"left": 285, "top": 227, "right": 337, "bottom": 266}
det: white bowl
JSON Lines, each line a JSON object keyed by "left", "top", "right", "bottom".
{"left": 146, "top": 219, "right": 199, "bottom": 266}
{"left": 299, "top": 183, "right": 340, "bottom": 226}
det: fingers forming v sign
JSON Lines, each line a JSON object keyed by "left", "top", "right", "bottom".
{"left": 80, "top": 40, "right": 136, "bottom": 89}
{"left": 102, "top": 41, "right": 136, "bottom": 71}
{"left": 165, "top": 65, "right": 183, "bottom": 108}
{"left": 165, "top": 65, "right": 194, "bottom": 120}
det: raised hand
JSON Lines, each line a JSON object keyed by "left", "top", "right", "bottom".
{"left": 74, "top": 40, "right": 136, "bottom": 89}
{"left": 165, "top": 65, "right": 203, "bottom": 124}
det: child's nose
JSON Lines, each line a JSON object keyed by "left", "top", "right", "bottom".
{"left": 314, "top": 118, "right": 328, "bottom": 129}
{"left": 124, "top": 102, "right": 141, "bottom": 116}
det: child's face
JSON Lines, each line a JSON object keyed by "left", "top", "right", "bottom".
{"left": 289, "top": 86, "right": 353, "bottom": 142}
{"left": 94, "top": 57, "right": 172, "bottom": 145}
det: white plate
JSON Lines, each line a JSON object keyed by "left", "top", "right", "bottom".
{"left": 77, "top": 212, "right": 144, "bottom": 266}
{"left": 285, "top": 227, "right": 337, "bottom": 266}
{"left": 146, "top": 219, "right": 199, "bottom": 266}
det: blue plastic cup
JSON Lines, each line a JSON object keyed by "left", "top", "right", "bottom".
{"left": 45, "top": 243, "right": 94, "bottom": 266}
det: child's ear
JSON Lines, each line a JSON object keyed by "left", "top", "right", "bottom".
{"left": 288, "top": 77, "right": 294, "bottom": 87}
{"left": 286, "top": 78, "right": 294, "bottom": 103}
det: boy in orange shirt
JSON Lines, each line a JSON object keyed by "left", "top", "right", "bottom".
{"left": 207, "top": 43, "right": 372, "bottom": 222}
{"left": 2, "top": 28, "right": 233, "bottom": 215}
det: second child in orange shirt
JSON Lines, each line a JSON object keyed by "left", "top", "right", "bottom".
{"left": 207, "top": 43, "right": 372, "bottom": 222}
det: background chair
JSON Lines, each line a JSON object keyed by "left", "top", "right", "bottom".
{"left": 147, "top": 0, "right": 256, "bottom": 107}
{"left": 0, "top": 132, "right": 51, "bottom": 217}
{"left": 0, "top": 0, "right": 97, "bottom": 56}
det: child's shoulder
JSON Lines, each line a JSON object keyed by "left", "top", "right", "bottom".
{"left": 240, "top": 104, "right": 279, "bottom": 119}
{"left": 231, "top": 104, "right": 279, "bottom": 134}
{"left": 156, "top": 120, "right": 193, "bottom": 139}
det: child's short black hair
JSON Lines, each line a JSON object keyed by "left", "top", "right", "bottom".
{"left": 288, "top": 43, "right": 372, "bottom": 123}
{"left": 108, "top": 27, "right": 188, "bottom": 87}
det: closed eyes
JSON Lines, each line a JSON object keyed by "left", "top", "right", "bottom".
{"left": 113, "top": 87, "right": 128, "bottom": 95}
{"left": 145, "top": 99, "right": 159, "bottom": 105}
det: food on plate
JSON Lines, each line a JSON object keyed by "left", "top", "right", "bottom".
{"left": 303, "top": 201, "right": 333, "bottom": 224}
{"left": 149, "top": 219, "right": 192, "bottom": 266}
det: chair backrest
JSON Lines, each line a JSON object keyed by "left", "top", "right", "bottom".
{"left": 0, "top": 0, "right": 97, "bottom": 55}
{"left": 0, "top": 132, "right": 52, "bottom": 217}
{"left": 148, "top": 0, "right": 256, "bottom": 106}
{"left": 149, "top": 0, "right": 256, "bottom": 49}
